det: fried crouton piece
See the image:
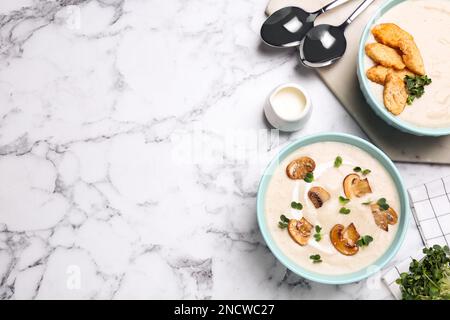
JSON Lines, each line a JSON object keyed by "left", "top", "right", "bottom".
{"left": 367, "top": 65, "right": 389, "bottom": 85}
{"left": 371, "top": 23, "right": 425, "bottom": 74}
{"left": 398, "top": 38, "right": 425, "bottom": 75}
{"left": 372, "top": 23, "right": 413, "bottom": 48}
{"left": 384, "top": 72, "right": 408, "bottom": 115}
{"left": 365, "top": 43, "right": 405, "bottom": 70}
{"left": 366, "top": 65, "right": 415, "bottom": 85}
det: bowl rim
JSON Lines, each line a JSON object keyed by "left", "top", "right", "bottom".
{"left": 356, "top": 0, "right": 450, "bottom": 137}
{"left": 256, "top": 132, "right": 410, "bottom": 285}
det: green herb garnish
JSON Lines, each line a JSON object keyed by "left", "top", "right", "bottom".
{"left": 404, "top": 75, "right": 432, "bottom": 105}
{"left": 353, "top": 166, "right": 371, "bottom": 175}
{"left": 396, "top": 245, "right": 450, "bottom": 300}
{"left": 313, "top": 225, "right": 322, "bottom": 242}
{"left": 304, "top": 172, "right": 314, "bottom": 183}
{"left": 334, "top": 156, "right": 343, "bottom": 168}
{"left": 377, "top": 198, "right": 390, "bottom": 211}
{"left": 310, "top": 254, "right": 322, "bottom": 264}
{"left": 339, "top": 207, "right": 351, "bottom": 215}
{"left": 291, "top": 201, "right": 303, "bottom": 210}
{"left": 278, "top": 215, "right": 290, "bottom": 229}
{"left": 362, "top": 200, "right": 373, "bottom": 205}
{"left": 339, "top": 196, "right": 350, "bottom": 205}
{"left": 357, "top": 235, "right": 374, "bottom": 247}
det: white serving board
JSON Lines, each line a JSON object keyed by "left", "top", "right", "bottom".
{"left": 266, "top": 0, "right": 450, "bottom": 164}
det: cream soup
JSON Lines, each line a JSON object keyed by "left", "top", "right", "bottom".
{"left": 265, "top": 142, "right": 400, "bottom": 275}
{"left": 365, "top": 0, "right": 450, "bottom": 128}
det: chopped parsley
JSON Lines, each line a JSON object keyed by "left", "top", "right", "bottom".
{"left": 404, "top": 75, "right": 432, "bottom": 105}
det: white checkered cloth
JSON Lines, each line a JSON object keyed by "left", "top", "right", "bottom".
{"left": 382, "top": 176, "right": 450, "bottom": 299}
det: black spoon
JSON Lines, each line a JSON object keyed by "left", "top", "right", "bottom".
{"left": 299, "top": 0, "right": 375, "bottom": 67}
{"left": 260, "top": 0, "right": 352, "bottom": 48}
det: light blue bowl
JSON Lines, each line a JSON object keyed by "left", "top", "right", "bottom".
{"left": 256, "top": 133, "right": 410, "bottom": 285}
{"left": 357, "top": 0, "right": 450, "bottom": 136}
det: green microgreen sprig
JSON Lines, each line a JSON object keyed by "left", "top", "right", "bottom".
{"left": 334, "top": 156, "right": 343, "bottom": 168}
{"left": 357, "top": 235, "right": 374, "bottom": 247}
{"left": 278, "top": 215, "right": 290, "bottom": 229}
{"left": 377, "top": 198, "right": 390, "bottom": 211}
{"left": 339, "top": 196, "right": 350, "bottom": 205}
{"left": 310, "top": 254, "right": 322, "bottom": 264}
{"left": 291, "top": 201, "right": 303, "bottom": 210}
{"left": 304, "top": 172, "right": 314, "bottom": 183}
{"left": 353, "top": 167, "right": 371, "bottom": 175}
{"left": 313, "top": 225, "right": 322, "bottom": 242}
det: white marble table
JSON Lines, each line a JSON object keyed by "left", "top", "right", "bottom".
{"left": 0, "top": 0, "right": 448, "bottom": 300}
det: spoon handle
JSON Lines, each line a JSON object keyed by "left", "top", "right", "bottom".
{"left": 340, "top": 0, "right": 375, "bottom": 29}
{"left": 315, "top": 0, "right": 352, "bottom": 15}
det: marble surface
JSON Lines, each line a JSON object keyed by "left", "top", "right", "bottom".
{"left": 0, "top": 0, "right": 448, "bottom": 300}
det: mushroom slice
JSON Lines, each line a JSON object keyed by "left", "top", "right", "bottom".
{"left": 386, "top": 207, "right": 398, "bottom": 225}
{"left": 343, "top": 174, "right": 372, "bottom": 199}
{"left": 308, "top": 186, "right": 331, "bottom": 208}
{"left": 286, "top": 157, "right": 316, "bottom": 180}
{"left": 343, "top": 223, "right": 360, "bottom": 246}
{"left": 330, "top": 223, "right": 360, "bottom": 256}
{"left": 370, "top": 204, "right": 399, "bottom": 231}
{"left": 288, "top": 217, "right": 313, "bottom": 246}
{"left": 370, "top": 204, "right": 389, "bottom": 231}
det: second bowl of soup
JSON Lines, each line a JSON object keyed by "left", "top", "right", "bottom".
{"left": 357, "top": 0, "right": 450, "bottom": 136}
